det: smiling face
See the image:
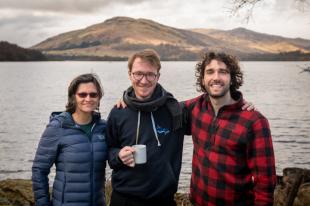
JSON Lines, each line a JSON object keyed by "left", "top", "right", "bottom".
{"left": 74, "top": 82, "right": 100, "bottom": 114}
{"left": 203, "top": 59, "right": 231, "bottom": 99}
{"left": 129, "top": 57, "right": 160, "bottom": 100}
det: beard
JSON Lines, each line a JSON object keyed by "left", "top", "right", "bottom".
{"left": 205, "top": 84, "right": 230, "bottom": 99}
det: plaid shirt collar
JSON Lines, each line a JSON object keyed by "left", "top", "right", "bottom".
{"left": 202, "top": 91, "right": 244, "bottom": 115}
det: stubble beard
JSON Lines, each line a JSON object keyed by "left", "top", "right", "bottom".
{"left": 206, "top": 86, "right": 230, "bottom": 99}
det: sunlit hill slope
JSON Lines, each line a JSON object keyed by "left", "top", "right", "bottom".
{"left": 32, "top": 16, "right": 310, "bottom": 61}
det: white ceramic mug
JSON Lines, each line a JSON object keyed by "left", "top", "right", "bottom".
{"left": 132, "top": 144, "right": 147, "bottom": 164}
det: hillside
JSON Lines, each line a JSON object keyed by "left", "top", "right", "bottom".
{"left": 0, "top": 41, "right": 46, "bottom": 61}
{"left": 192, "top": 27, "right": 310, "bottom": 54}
{"left": 32, "top": 17, "right": 310, "bottom": 61}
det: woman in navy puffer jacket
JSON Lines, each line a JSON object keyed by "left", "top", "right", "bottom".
{"left": 32, "top": 73, "right": 108, "bottom": 206}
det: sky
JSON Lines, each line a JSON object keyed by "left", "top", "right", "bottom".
{"left": 0, "top": 0, "right": 309, "bottom": 48}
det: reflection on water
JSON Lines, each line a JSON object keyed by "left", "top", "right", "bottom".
{"left": 0, "top": 61, "right": 309, "bottom": 192}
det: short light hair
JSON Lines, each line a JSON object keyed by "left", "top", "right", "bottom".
{"left": 128, "top": 49, "right": 161, "bottom": 72}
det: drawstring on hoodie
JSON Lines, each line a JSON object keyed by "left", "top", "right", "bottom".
{"left": 135, "top": 110, "right": 161, "bottom": 146}
{"left": 135, "top": 111, "right": 141, "bottom": 145}
{"left": 151, "top": 112, "right": 161, "bottom": 146}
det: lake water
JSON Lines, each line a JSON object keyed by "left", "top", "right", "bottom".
{"left": 0, "top": 61, "right": 309, "bottom": 193}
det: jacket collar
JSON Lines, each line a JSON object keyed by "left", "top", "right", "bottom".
{"left": 49, "top": 111, "right": 101, "bottom": 128}
{"left": 203, "top": 91, "right": 244, "bottom": 113}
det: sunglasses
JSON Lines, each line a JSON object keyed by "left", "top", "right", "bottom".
{"left": 76, "top": 92, "right": 99, "bottom": 98}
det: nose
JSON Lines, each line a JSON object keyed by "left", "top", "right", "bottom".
{"left": 139, "top": 75, "right": 149, "bottom": 84}
{"left": 213, "top": 71, "right": 220, "bottom": 79}
{"left": 85, "top": 95, "right": 92, "bottom": 101}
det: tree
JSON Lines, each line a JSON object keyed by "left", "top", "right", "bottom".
{"left": 230, "top": 0, "right": 310, "bottom": 22}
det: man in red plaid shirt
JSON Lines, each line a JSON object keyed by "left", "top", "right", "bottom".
{"left": 184, "top": 52, "right": 276, "bottom": 206}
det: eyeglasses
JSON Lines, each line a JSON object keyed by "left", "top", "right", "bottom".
{"left": 131, "top": 72, "right": 158, "bottom": 82}
{"left": 76, "top": 92, "right": 99, "bottom": 98}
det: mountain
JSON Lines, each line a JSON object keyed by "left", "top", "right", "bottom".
{"left": 0, "top": 41, "right": 46, "bottom": 61}
{"left": 32, "top": 16, "right": 310, "bottom": 61}
{"left": 192, "top": 27, "right": 310, "bottom": 54}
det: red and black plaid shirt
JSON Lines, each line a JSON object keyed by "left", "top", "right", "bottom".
{"left": 184, "top": 92, "right": 276, "bottom": 206}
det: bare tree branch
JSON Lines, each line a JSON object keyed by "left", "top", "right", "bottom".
{"left": 229, "top": 0, "right": 263, "bottom": 23}
{"left": 230, "top": 0, "right": 310, "bottom": 22}
{"left": 295, "top": 0, "right": 310, "bottom": 12}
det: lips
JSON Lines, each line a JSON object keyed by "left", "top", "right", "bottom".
{"left": 211, "top": 84, "right": 222, "bottom": 88}
{"left": 137, "top": 84, "right": 153, "bottom": 92}
{"left": 137, "top": 82, "right": 152, "bottom": 87}
{"left": 209, "top": 82, "right": 224, "bottom": 88}
{"left": 82, "top": 103, "right": 96, "bottom": 107}
{"left": 210, "top": 80, "right": 223, "bottom": 85}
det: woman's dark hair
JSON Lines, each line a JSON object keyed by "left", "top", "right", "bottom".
{"left": 66, "top": 73, "right": 103, "bottom": 113}
{"left": 195, "top": 52, "right": 243, "bottom": 94}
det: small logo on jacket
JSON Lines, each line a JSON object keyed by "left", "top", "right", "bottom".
{"left": 97, "top": 134, "right": 105, "bottom": 140}
{"left": 156, "top": 125, "right": 170, "bottom": 135}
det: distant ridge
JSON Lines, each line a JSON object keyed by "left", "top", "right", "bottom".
{"left": 192, "top": 27, "right": 310, "bottom": 54}
{"left": 0, "top": 41, "right": 46, "bottom": 61}
{"left": 32, "top": 16, "right": 310, "bottom": 61}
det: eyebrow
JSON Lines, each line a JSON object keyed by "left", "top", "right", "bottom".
{"left": 205, "top": 67, "right": 228, "bottom": 70}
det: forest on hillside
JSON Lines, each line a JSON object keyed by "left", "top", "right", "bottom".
{"left": 0, "top": 41, "right": 46, "bottom": 61}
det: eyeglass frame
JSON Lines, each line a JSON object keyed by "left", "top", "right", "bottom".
{"left": 130, "top": 71, "right": 159, "bottom": 82}
{"left": 76, "top": 92, "right": 99, "bottom": 98}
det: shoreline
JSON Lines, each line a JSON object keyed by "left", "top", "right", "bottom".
{"left": 0, "top": 167, "right": 309, "bottom": 206}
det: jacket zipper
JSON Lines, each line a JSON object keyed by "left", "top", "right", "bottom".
{"left": 73, "top": 123, "right": 96, "bottom": 205}
{"left": 208, "top": 108, "right": 222, "bottom": 148}
{"left": 90, "top": 123, "right": 96, "bottom": 205}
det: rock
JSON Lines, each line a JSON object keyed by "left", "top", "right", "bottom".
{"left": 0, "top": 179, "right": 34, "bottom": 206}
{"left": 105, "top": 179, "right": 112, "bottom": 206}
{"left": 0, "top": 178, "right": 193, "bottom": 206}
{"left": 294, "top": 183, "right": 310, "bottom": 206}
{"left": 105, "top": 179, "right": 193, "bottom": 205}
{"left": 174, "top": 193, "right": 192, "bottom": 206}
{"left": 274, "top": 167, "right": 310, "bottom": 206}
{"left": 1, "top": 168, "right": 309, "bottom": 206}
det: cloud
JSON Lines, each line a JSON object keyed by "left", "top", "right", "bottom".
{"left": 0, "top": 0, "right": 146, "bottom": 13}
{"left": 0, "top": 11, "right": 57, "bottom": 28}
{"left": 0, "top": 0, "right": 309, "bottom": 47}
{"left": 0, "top": 11, "right": 63, "bottom": 47}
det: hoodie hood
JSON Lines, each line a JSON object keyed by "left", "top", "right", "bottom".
{"left": 123, "top": 84, "right": 182, "bottom": 131}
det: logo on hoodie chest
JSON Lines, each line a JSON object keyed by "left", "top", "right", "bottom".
{"left": 156, "top": 125, "right": 170, "bottom": 135}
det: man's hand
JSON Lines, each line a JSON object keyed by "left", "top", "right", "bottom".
{"left": 116, "top": 99, "right": 128, "bottom": 109}
{"left": 242, "top": 100, "right": 257, "bottom": 111}
{"left": 118, "top": 146, "right": 135, "bottom": 167}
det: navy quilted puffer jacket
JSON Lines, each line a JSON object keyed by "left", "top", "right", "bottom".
{"left": 32, "top": 111, "right": 108, "bottom": 206}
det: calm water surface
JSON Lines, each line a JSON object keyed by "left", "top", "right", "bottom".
{"left": 0, "top": 61, "right": 309, "bottom": 192}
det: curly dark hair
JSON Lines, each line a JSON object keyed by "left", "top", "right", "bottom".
{"left": 66, "top": 73, "right": 103, "bottom": 113}
{"left": 195, "top": 52, "right": 243, "bottom": 94}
